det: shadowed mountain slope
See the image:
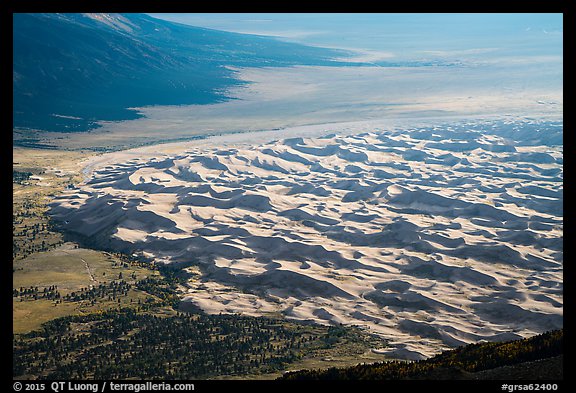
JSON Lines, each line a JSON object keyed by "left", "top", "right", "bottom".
{"left": 13, "top": 13, "right": 351, "bottom": 133}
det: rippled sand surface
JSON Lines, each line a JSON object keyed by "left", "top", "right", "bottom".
{"left": 50, "top": 119, "right": 563, "bottom": 359}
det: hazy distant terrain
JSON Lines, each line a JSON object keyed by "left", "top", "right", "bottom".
{"left": 13, "top": 13, "right": 351, "bottom": 135}
{"left": 14, "top": 13, "right": 562, "bottom": 150}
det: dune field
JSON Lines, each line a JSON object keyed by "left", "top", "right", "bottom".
{"left": 49, "top": 118, "right": 563, "bottom": 360}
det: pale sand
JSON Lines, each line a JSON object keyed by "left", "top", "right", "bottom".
{"left": 50, "top": 118, "right": 562, "bottom": 360}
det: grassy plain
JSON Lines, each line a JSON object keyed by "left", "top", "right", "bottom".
{"left": 13, "top": 243, "right": 162, "bottom": 334}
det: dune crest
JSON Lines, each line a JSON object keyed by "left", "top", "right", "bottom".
{"left": 50, "top": 120, "right": 563, "bottom": 359}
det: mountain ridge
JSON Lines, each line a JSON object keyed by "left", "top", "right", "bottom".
{"left": 13, "top": 13, "right": 353, "bottom": 134}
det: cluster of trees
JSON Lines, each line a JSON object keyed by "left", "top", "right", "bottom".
{"left": 13, "top": 285, "right": 61, "bottom": 301}
{"left": 424, "top": 329, "right": 563, "bottom": 373}
{"left": 13, "top": 198, "right": 63, "bottom": 261}
{"left": 62, "top": 280, "right": 132, "bottom": 303}
{"left": 135, "top": 277, "right": 179, "bottom": 309}
{"left": 280, "top": 329, "right": 563, "bottom": 380}
{"left": 105, "top": 251, "right": 152, "bottom": 270}
{"left": 13, "top": 280, "right": 136, "bottom": 306}
{"left": 119, "top": 254, "right": 145, "bottom": 267}
{"left": 13, "top": 221, "right": 47, "bottom": 236}
{"left": 13, "top": 309, "right": 343, "bottom": 379}
{"left": 13, "top": 170, "right": 32, "bottom": 184}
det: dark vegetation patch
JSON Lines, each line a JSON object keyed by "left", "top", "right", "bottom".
{"left": 280, "top": 329, "right": 563, "bottom": 380}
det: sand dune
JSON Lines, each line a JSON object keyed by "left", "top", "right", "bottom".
{"left": 49, "top": 119, "right": 563, "bottom": 359}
